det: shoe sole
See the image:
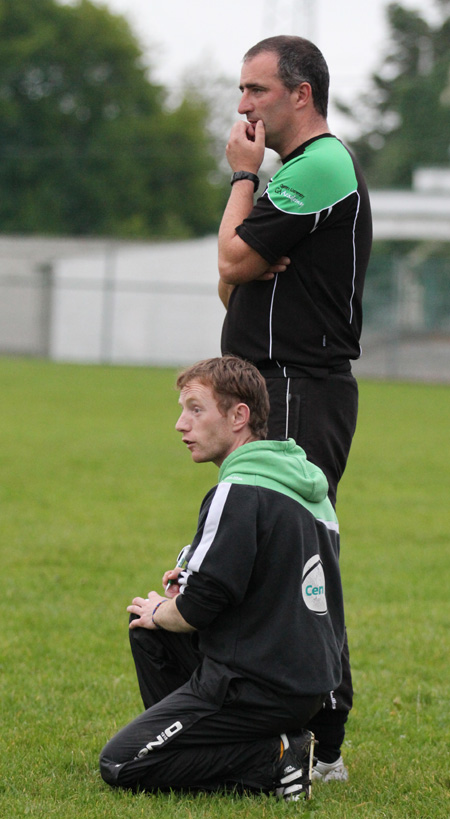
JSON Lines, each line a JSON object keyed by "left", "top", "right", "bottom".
{"left": 278, "top": 732, "right": 315, "bottom": 802}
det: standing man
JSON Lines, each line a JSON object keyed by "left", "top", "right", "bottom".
{"left": 100, "top": 356, "right": 345, "bottom": 801}
{"left": 218, "top": 36, "right": 372, "bottom": 780}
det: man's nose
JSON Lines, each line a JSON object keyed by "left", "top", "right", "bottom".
{"left": 238, "top": 91, "right": 253, "bottom": 115}
{"left": 175, "top": 411, "right": 187, "bottom": 432}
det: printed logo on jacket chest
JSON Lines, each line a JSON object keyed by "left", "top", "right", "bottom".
{"left": 302, "top": 555, "right": 327, "bottom": 615}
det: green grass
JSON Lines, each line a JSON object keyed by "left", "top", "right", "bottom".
{"left": 0, "top": 357, "right": 449, "bottom": 818}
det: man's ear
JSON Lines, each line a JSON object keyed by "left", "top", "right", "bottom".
{"left": 232, "top": 402, "right": 251, "bottom": 432}
{"left": 293, "top": 81, "right": 312, "bottom": 109}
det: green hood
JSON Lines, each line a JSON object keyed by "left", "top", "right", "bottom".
{"left": 219, "top": 439, "right": 337, "bottom": 523}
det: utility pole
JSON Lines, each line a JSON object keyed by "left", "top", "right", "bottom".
{"left": 262, "top": 0, "right": 318, "bottom": 42}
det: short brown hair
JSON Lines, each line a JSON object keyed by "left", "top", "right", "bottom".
{"left": 244, "top": 35, "right": 329, "bottom": 118}
{"left": 176, "top": 356, "right": 269, "bottom": 439}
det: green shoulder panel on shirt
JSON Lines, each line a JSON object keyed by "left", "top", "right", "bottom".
{"left": 267, "top": 137, "right": 358, "bottom": 215}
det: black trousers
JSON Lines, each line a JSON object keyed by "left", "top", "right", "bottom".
{"left": 265, "top": 373, "right": 357, "bottom": 761}
{"left": 265, "top": 372, "right": 358, "bottom": 508}
{"left": 99, "top": 624, "right": 322, "bottom": 793}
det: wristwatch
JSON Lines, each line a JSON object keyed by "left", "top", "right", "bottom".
{"left": 230, "top": 171, "right": 260, "bottom": 192}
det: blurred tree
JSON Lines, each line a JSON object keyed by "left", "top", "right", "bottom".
{"left": 0, "top": 0, "right": 228, "bottom": 237}
{"left": 338, "top": 0, "right": 450, "bottom": 188}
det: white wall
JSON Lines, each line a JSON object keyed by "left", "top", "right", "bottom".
{"left": 49, "top": 237, "right": 225, "bottom": 365}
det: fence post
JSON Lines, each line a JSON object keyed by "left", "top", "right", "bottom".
{"left": 99, "top": 243, "right": 117, "bottom": 364}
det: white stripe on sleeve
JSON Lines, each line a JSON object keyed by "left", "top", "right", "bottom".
{"left": 317, "top": 519, "right": 340, "bottom": 533}
{"left": 188, "top": 482, "right": 232, "bottom": 573}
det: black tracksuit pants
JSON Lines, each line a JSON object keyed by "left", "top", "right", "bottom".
{"left": 264, "top": 371, "right": 357, "bottom": 762}
{"left": 99, "top": 623, "right": 322, "bottom": 793}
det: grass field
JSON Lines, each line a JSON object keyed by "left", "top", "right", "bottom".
{"left": 0, "top": 357, "right": 449, "bottom": 818}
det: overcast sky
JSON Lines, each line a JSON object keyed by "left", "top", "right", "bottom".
{"left": 97, "top": 0, "right": 431, "bottom": 137}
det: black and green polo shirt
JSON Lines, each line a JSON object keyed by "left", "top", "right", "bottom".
{"left": 221, "top": 134, "right": 372, "bottom": 373}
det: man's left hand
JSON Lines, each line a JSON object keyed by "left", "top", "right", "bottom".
{"left": 128, "top": 591, "right": 164, "bottom": 630}
{"left": 226, "top": 120, "right": 265, "bottom": 173}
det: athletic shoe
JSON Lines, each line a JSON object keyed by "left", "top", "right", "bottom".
{"left": 311, "top": 755, "right": 348, "bottom": 782}
{"left": 275, "top": 730, "right": 315, "bottom": 801}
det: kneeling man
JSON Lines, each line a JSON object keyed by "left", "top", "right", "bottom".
{"left": 100, "top": 355, "right": 345, "bottom": 801}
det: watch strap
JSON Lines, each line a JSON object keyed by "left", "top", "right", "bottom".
{"left": 230, "top": 171, "right": 260, "bottom": 192}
